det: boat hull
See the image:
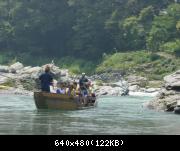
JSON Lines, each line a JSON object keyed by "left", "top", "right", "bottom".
{"left": 34, "top": 92, "right": 97, "bottom": 110}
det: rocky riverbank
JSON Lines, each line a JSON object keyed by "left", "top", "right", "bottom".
{"left": 147, "top": 70, "right": 180, "bottom": 112}
{"left": 0, "top": 62, "right": 161, "bottom": 97}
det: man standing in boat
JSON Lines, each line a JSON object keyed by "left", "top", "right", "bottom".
{"left": 79, "top": 73, "right": 90, "bottom": 105}
{"left": 79, "top": 73, "right": 89, "bottom": 96}
{"left": 39, "top": 65, "right": 53, "bottom": 92}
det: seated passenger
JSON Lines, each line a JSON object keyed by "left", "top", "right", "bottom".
{"left": 50, "top": 79, "right": 58, "bottom": 93}
{"left": 67, "top": 83, "right": 74, "bottom": 96}
{"left": 72, "top": 82, "right": 79, "bottom": 96}
{"left": 56, "top": 82, "right": 66, "bottom": 94}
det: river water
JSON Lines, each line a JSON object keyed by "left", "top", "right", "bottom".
{"left": 0, "top": 95, "right": 180, "bottom": 135}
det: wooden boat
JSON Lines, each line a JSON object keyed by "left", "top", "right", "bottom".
{"left": 34, "top": 92, "right": 97, "bottom": 110}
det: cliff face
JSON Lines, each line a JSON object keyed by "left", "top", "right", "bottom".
{"left": 148, "top": 70, "right": 180, "bottom": 111}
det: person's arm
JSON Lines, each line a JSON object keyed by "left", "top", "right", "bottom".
{"left": 85, "top": 78, "right": 89, "bottom": 83}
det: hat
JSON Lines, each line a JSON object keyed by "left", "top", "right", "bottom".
{"left": 82, "top": 73, "right": 86, "bottom": 75}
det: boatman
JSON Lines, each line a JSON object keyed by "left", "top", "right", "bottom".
{"left": 79, "top": 73, "right": 89, "bottom": 96}
{"left": 39, "top": 65, "right": 53, "bottom": 92}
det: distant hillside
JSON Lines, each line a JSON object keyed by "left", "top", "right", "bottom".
{"left": 0, "top": 1, "right": 180, "bottom": 76}
{"left": 96, "top": 51, "right": 180, "bottom": 81}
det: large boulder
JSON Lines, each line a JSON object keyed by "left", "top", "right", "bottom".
{"left": 149, "top": 93, "right": 180, "bottom": 111}
{"left": 60, "top": 69, "right": 69, "bottom": 77}
{"left": 127, "top": 75, "right": 147, "bottom": 87}
{"left": 129, "top": 85, "right": 140, "bottom": 92}
{"left": 0, "top": 65, "right": 9, "bottom": 73}
{"left": 0, "top": 76, "right": 8, "bottom": 84}
{"left": 9, "top": 62, "right": 24, "bottom": 73}
{"left": 22, "top": 67, "right": 42, "bottom": 74}
{"left": 41, "top": 64, "right": 62, "bottom": 79}
{"left": 145, "top": 88, "right": 160, "bottom": 93}
{"left": 95, "top": 85, "right": 126, "bottom": 96}
{"left": 164, "top": 70, "right": 180, "bottom": 90}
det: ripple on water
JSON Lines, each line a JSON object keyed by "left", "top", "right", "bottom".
{"left": 0, "top": 95, "right": 180, "bottom": 134}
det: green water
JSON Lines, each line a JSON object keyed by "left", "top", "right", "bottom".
{"left": 0, "top": 95, "right": 180, "bottom": 135}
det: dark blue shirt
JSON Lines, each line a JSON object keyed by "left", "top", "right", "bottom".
{"left": 79, "top": 77, "right": 88, "bottom": 90}
{"left": 39, "top": 72, "right": 53, "bottom": 92}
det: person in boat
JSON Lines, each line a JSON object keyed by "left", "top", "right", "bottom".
{"left": 56, "top": 82, "right": 66, "bottom": 94}
{"left": 50, "top": 79, "right": 58, "bottom": 93}
{"left": 67, "top": 83, "right": 74, "bottom": 96}
{"left": 39, "top": 65, "right": 53, "bottom": 92}
{"left": 73, "top": 81, "right": 79, "bottom": 96}
{"left": 79, "top": 73, "right": 89, "bottom": 104}
{"left": 79, "top": 73, "right": 89, "bottom": 96}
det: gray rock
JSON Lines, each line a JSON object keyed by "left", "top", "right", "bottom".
{"left": 23, "top": 67, "right": 42, "bottom": 74}
{"left": 9, "top": 62, "right": 24, "bottom": 73}
{"left": 127, "top": 75, "right": 147, "bottom": 87}
{"left": 0, "top": 66, "right": 9, "bottom": 73}
{"left": 129, "top": 85, "right": 140, "bottom": 92}
{"left": 145, "top": 88, "right": 160, "bottom": 93}
{"left": 0, "top": 76, "right": 8, "bottom": 84}
{"left": 174, "top": 106, "right": 180, "bottom": 114}
{"left": 95, "top": 85, "right": 126, "bottom": 96}
{"left": 164, "top": 70, "right": 180, "bottom": 89}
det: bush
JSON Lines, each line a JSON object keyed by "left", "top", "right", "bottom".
{"left": 56, "top": 56, "right": 96, "bottom": 75}
{"left": 0, "top": 55, "right": 4, "bottom": 64}
{"left": 148, "top": 74, "right": 163, "bottom": 80}
{"left": 150, "top": 53, "right": 161, "bottom": 61}
{"left": 0, "top": 53, "right": 9, "bottom": 64}
{"left": 96, "top": 51, "right": 151, "bottom": 73}
{"left": 160, "top": 39, "right": 180, "bottom": 55}
{"left": 69, "top": 65, "right": 80, "bottom": 74}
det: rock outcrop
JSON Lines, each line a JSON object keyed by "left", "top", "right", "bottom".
{"left": 127, "top": 75, "right": 148, "bottom": 87}
{"left": 1, "top": 62, "right": 160, "bottom": 97}
{"left": 148, "top": 70, "right": 180, "bottom": 111}
{"left": 0, "top": 62, "right": 69, "bottom": 93}
{"left": 0, "top": 65, "right": 9, "bottom": 73}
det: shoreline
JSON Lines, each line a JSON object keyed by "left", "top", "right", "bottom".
{"left": 0, "top": 62, "right": 160, "bottom": 99}
{"left": 0, "top": 87, "right": 159, "bottom": 97}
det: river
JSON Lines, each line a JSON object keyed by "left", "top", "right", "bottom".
{"left": 0, "top": 95, "right": 180, "bottom": 135}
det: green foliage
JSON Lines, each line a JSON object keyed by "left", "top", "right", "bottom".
{"left": 176, "top": 21, "right": 180, "bottom": 30}
{"left": 55, "top": 56, "right": 96, "bottom": 75}
{"left": 96, "top": 51, "right": 151, "bottom": 73}
{"left": 0, "top": 1, "right": 177, "bottom": 59}
{"left": 96, "top": 50, "right": 180, "bottom": 80}
{"left": 0, "top": 55, "right": 4, "bottom": 64}
{"left": 69, "top": 65, "right": 80, "bottom": 74}
{"left": 160, "top": 39, "right": 180, "bottom": 55}
{"left": 0, "top": 53, "right": 9, "bottom": 64}
{"left": 138, "top": 6, "right": 154, "bottom": 23}
{"left": 149, "top": 53, "right": 161, "bottom": 61}
{"left": 147, "top": 81, "right": 163, "bottom": 88}
{"left": 0, "top": 0, "right": 179, "bottom": 80}
{"left": 147, "top": 3, "right": 180, "bottom": 51}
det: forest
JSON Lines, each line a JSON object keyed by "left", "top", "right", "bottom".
{"left": 0, "top": 0, "right": 180, "bottom": 76}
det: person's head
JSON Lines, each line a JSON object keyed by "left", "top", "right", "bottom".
{"left": 53, "top": 80, "right": 57, "bottom": 87}
{"left": 81, "top": 72, "right": 86, "bottom": 78}
{"left": 73, "top": 82, "right": 77, "bottom": 89}
{"left": 45, "top": 65, "right": 50, "bottom": 73}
